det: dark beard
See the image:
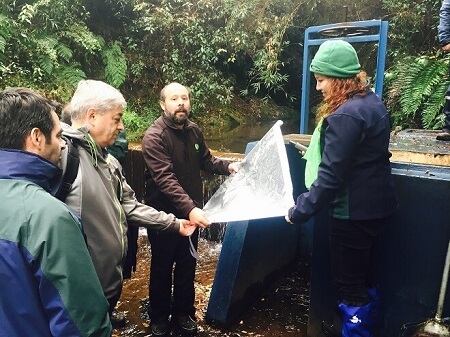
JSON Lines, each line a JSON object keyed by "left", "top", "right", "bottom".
{"left": 167, "top": 110, "right": 188, "bottom": 125}
{"left": 172, "top": 114, "right": 187, "bottom": 125}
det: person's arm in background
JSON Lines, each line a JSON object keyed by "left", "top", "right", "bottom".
{"left": 438, "top": 0, "right": 450, "bottom": 52}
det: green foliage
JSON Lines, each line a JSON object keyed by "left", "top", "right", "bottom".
{"left": 103, "top": 41, "right": 127, "bottom": 88}
{"left": 235, "top": 1, "right": 302, "bottom": 101}
{"left": 381, "top": 0, "right": 450, "bottom": 130}
{"left": 0, "top": 13, "right": 10, "bottom": 54}
{"left": 422, "top": 82, "right": 447, "bottom": 129}
{"left": 122, "top": 104, "right": 160, "bottom": 142}
{"left": 0, "top": 0, "right": 447, "bottom": 132}
{"left": 382, "top": 0, "right": 440, "bottom": 57}
{"left": 0, "top": 0, "right": 123, "bottom": 102}
{"left": 132, "top": 0, "right": 303, "bottom": 109}
{"left": 62, "top": 23, "right": 104, "bottom": 53}
{"left": 58, "top": 64, "right": 86, "bottom": 87}
{"left": 385, "top": 55, "right": 450, "bottom": 129}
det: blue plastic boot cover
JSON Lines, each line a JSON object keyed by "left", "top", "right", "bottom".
{"left": 338, "top": 301, "right": 375, "bottom": 337}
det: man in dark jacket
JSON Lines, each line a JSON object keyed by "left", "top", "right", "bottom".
{"left": 0, "top": 87, "right": 111, "bottom": 337}
{"left": 142, "top": 82, "right": 240, "bottom": 336}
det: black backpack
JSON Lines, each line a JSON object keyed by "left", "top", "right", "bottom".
{"left": 55, "top": 135, "right": 80, "bottom": 202}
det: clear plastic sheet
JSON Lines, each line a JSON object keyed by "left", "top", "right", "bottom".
{"left": 203, "top": 120, "right": 294, "bottom": 223}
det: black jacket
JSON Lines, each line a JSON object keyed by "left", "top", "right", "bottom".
{"left": 289, "top": 91, "right": 398, "bottom": 223}
{"left": 142, "top": 115, "right": 230, "bottom": 218}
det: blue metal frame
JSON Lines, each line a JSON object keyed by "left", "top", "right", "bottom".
{"left": 300, "top": 20, "right": 389, "bottom": 134}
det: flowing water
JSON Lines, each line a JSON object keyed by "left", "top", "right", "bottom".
{"left": 112, "top": 233, "right": 310, "bottom": 337}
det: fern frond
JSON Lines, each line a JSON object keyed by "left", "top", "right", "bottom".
{"left": 56, "top": 63, "right": 86, "bottom": 87}
{"left": 389, "top": 56, "right": 450, "bottom": 129}
{"left": 37, "top": 54, "right": 53, "bottom": 74}
{"left": 421, "top": 61, "right": 448, "bottom": 97}
{"left": 102, "top": 41, "right": 127, "bottom": 88}
{"left": 36, "top": 35, "right": 58, "bottom": 62}
{"left": 0, "top": 36, "right": 6, "bottom": 54}
{"left": 390, "top": 56, "right": 422, "bottom": 117}
{"left": 62, "top": 24, "right": 104, "bottom": 53}
{"left": 55, "top": 42, "right": 72, "bottom": 63}
{"left": 401, "top": 59, "right": 430, "bottom": 116}
{"left": 0, "top": 13, "right": 11, "bottom": 55}
{"left": 422, "top": 81, "right": 449, "bottom": 129}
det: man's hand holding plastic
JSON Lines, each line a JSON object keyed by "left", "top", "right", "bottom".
{"left": 189, "top": 207, "right": 211, "bottom": 228}
{"left": 178, "top": 219, "right": 197, "bottom": 236}
{"left": 228, "top": 161, "right": 241, "bottom": 173}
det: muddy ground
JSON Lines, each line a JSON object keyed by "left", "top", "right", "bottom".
{"left": 112, "top": 235, "right": 310, "bottom": 337}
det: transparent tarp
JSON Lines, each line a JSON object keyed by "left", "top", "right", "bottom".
{"left": 203, "top": 120, "right": 294, "bottom": 223}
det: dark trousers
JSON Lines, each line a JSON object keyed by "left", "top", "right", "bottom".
{"left": 107, "top": 283, "right": 123, "bottom": 315}
{"left": 148, "top": 228, "right": 199, "bottom": 321}
{"left": 329, "top": 216, "right": 389, "bottom": 306}
{"left": 443, "top": 85, "right": 450, "bottom": 133}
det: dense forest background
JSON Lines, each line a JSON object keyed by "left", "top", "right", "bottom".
{"left": 0, "top": 0, "right": 448, "bottom": 139}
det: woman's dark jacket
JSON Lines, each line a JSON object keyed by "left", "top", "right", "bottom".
{"left": 289, "top": 91, "right": 398, "bottom": 224}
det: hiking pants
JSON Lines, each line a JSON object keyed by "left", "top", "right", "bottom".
{"left": 147, "top": 228, "right": 199, "bottom": 321}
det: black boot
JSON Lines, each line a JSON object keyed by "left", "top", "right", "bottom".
{"left": 151, "top": 317, "right": 170, "bottom": 337}
{"left": 175, "top": 315, "right": 197, "bottom": 335}
{"left": 110, "top": 310, "right": 127, "bottom": 328}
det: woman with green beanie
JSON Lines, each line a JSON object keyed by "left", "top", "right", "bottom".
{"left": 286, "top": 39, "right": 398, "bottom": 337}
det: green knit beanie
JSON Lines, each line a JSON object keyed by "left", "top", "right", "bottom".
{"left": 310, "top": 40, "right": 361, "bottom": 78}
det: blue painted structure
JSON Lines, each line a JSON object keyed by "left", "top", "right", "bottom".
{"left": 205, "top": 141, "right": 311, "bottom": 325}
{"left": 300, "top": 20, "right": 389, "bottom": 133}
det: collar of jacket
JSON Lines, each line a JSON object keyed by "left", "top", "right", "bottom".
{"left": 0, "top": 148, "right": 62, "bottom": 195}
{"left": 62, "top": 123, "right": 107, "bottom": 165}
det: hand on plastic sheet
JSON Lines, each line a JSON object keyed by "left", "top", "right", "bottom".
{"left": 189, "top": 207, "right": 211, "bottom": 228}
{"left": 228, "top": 161, "right": 242, "bottom": 174}
{"left": 285, "top": 206, "right": 295, "bottom": 224}
{"left": 178, "top": 219, "right": 197, "bottom": 236}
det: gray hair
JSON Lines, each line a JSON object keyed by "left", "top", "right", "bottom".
{"left": 70, "top": 80, "right": 127, "bottom": 121}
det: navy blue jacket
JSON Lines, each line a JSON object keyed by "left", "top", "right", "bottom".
{"left": 0, "top": 149, "right": 111, "bottom": 337}
{"left": 289, "top": 91, "right": 398, "bottom": 223}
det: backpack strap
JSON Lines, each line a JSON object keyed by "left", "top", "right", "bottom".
{"left": 56, "top": 135, "right": 80, "bottom": 201}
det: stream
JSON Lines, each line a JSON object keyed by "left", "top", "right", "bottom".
{"left": 113, "top": 234, "right": 310, "bottom": 337}
{"left": 202, "top": 118, "right": 301, "bottom": 154}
